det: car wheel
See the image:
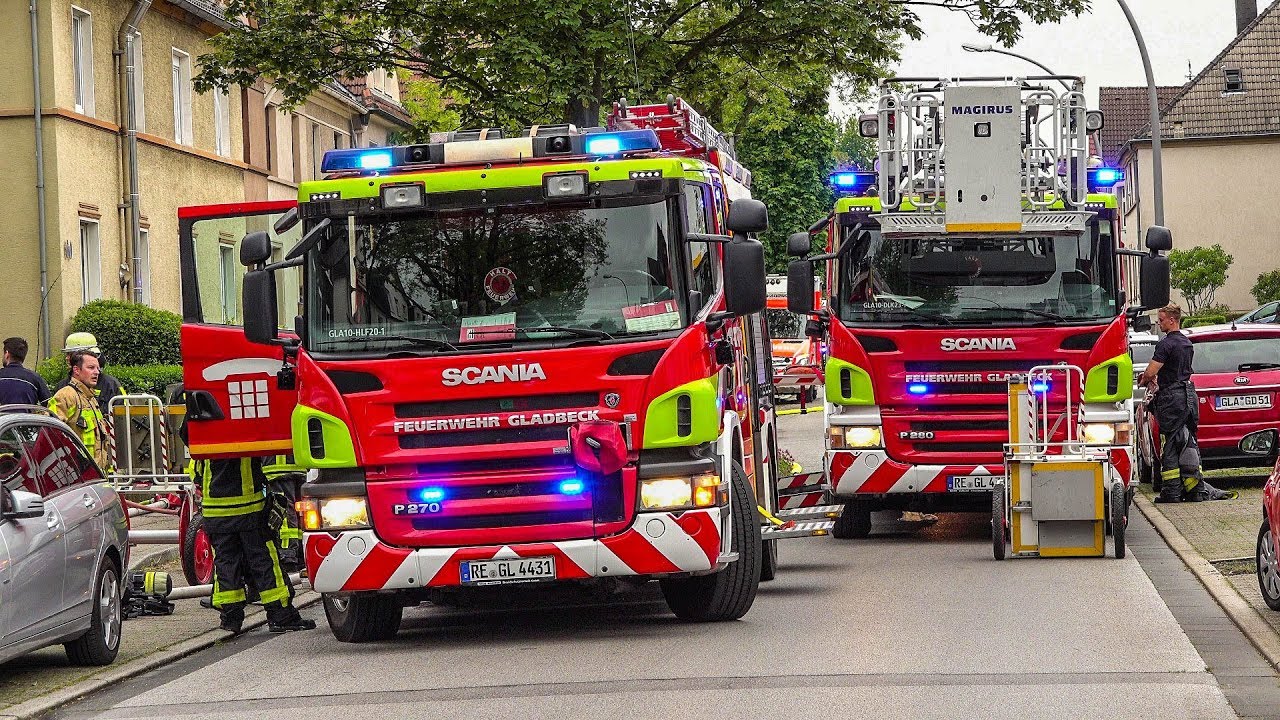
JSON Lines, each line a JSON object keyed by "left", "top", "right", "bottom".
{"left": 65, "top": 557, "right": 122, "bottom": 665}
{"left": 1258, "top": 519, "right": 1280, "bottom": 611}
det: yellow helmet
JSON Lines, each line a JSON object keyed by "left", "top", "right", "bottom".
{"left": 63, "top": 332, "right": 101, "bottom": 355}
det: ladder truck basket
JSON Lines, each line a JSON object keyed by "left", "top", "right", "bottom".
{"left": 107, "top": 394, "right": 190, "bottom": 496}
{"left": 871, "top": 77, "right": 1095, "bottom": 237}
{"left": 995, "top": 365, "right": 1122, "bottom": 559}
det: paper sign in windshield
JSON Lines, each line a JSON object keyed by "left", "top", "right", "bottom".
{"left": 622, "top": 301, "right": 681, "bottom": 333}
{"left": 460, "top": 313, "right": 517, "bottom": 342}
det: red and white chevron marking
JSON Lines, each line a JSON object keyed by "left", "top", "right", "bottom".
{"left": 826, "top": 450, "right": 1001, "bottom": 495}
{"left": 306, "top": 508, "right": 724, "bottom": 592}
{"left": 1110, "top": 446, "right": 1134, "bottom": 487}
{"left": 778, "top": 471, "right": 826, "bottom": 510}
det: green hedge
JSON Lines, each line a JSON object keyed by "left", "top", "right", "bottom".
{"left": 1184, "top": 315, "right": 1227, "bottom": 328}
{"left": 38, "top": 358, "right": 183, "bottom": 398}
{"left": 69, "top": 300, "right": 181, "bottom": 366}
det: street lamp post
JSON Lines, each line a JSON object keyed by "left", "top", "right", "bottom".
{"left": 1115, "top": 0, "right": 1165, "bottom": 227}
{"left": 960, "top": 43, "right": 1072, "bottom": 91}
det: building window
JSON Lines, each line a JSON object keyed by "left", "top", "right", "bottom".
{"left": 128, "top": 33, "right": 144, "bottom": 131}
{"left": 137, "top": 228, "right": 151, "bottom": 305}
{"left": 213, "top": 89, "right": 230, "bottom": 156}
{"left": 1224, "top": 68, "right": 1246, "bottom": 93}
{"left": 311, "top": 123, "right": 323, "bottom": 179}
{"left": 171, "top": 49, "right": 193, "bottom": 145}
{"left": 79, "top": 220, "right": 101, "bottom": 304}
{"left": 71, "top": 7, "right": 95, "bottom": 115}
{"left": 219, "top": 243, "right": 236, "bottom": 322}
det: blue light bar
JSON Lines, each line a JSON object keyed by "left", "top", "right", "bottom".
{"left": 908, "top": 383, "right": 929, "bottom": 395}
{"left": 559, "top": 479, "right": 586, "bottom": 495}
{"left": 1031, "top": 381, "right": 1050, "bottom": 394}
{"left": 830, "top": 171, "right": 877, "bottom": 193}
{"left": 584, "top": 129, "right": 661, "bottom": 156}
{"left": 321, "top": 148, "right": 397, "bottom": 173}
{"left": 417, "top": 487, "right": 445, "bottom": 503}
{"left": 1087, "top": 167, "right": 1124, "bottom": 189}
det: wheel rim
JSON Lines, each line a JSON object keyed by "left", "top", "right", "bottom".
{"left": 1261, "top": 530, "right": 1280, "bottom": 599}
{"left": 101, "top": 568, "right": 121, "bottom": 651}
{"left": 194, "top": 527, "right": 215, "bottom": 585}
{"left": 329, "top": 595, "right": 349, "bottom": 613}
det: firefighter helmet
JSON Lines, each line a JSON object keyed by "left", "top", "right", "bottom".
{"left": 62, "top": 332, "right": 101, "bottom": 355}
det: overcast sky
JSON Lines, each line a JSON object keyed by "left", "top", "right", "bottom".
{"left": 833, "top": 0, "right": 1264, "bottom": 116}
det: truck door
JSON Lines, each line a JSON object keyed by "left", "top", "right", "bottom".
{"left": 178, "top": 201, "right": 301, "bottom": 458}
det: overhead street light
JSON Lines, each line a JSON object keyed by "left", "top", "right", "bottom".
{"left": 960, "top": 43, "right": 1072, "bottom": 91}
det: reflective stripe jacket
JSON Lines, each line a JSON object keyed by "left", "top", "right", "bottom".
{"left": 50, "top": 379, "right": 108, "bottom": 469}
{"left": 194, "top": 457, "right": 268, "bottom": 532}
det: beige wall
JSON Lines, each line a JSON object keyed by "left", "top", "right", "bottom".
{"left": 0, "top": 0, "right": 248, "bottom": 355}
{"left": 1123, "top": 137, "right": 1280, "bottom": 311}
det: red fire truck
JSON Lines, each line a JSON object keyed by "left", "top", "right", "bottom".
{"left": 786, "top": 77, "right": 1171, "bottom": 536}
{"left": 178, "top": 98, "right": 820, "bottom": 641}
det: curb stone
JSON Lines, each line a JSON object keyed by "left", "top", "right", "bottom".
{"left": 0, "top": 592, "right": 321, "bottom": 720}
{"left": 1135, "top": 493, "right": 1280, "bottom": 671}
{"left": 127, "top": 546, "right": 179, "bottom": 573}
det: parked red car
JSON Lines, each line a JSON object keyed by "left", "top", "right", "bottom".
{"left": 1256, "top": 455, "right": 1280, "bottom": 609}
{"left": 1136, "top": 323, "right": 1280, "bottom": 487}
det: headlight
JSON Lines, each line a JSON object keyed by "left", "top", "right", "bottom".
{"left": 830, "top": 426, "right": 882, "bottom": 449}
{"left": 1082, "top": 423, "right": 1128, "bottom": 445}
{"left": 640, "top": 474, "right": 722, "bottom": 511}
{"left": 310, "top": 497, "right": 369, "bottom": 530}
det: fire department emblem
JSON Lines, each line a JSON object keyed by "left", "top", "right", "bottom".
{"left": 604, "top": 393, "right": 621, "bottom": 408}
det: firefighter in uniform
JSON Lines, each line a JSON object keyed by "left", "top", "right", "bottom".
{"left": 262, "top": 455, "right": 306, "bottom": 570}
{"left": 56, "top": 333, "right": 126, "bottom": 416}
{"left": 49, "top": 351, "right": 109, "bottom": 469}
{"left": 1140, "top": 303, "right": 1233, "bottom": 503}
{"left": 191, "top": 454, "right": 315, "bottom": 633}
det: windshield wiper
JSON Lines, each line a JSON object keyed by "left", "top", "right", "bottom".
{"left": 1239, "top": 362, "right": 1280, "bottom": 372}
{"left": 319, "top": 334, "right": 459, "bottom": 352}
{"left": 958, "top": 298, "right": 1066, "bottom": 323}
{"left": 469, "top": 325, "right": 616, "bottom": 341}
{"left": 860, "top": 306, "right": 953, "bottom": 325}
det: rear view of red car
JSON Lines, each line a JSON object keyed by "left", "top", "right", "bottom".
{"left": 1138, "top": 324, "right": 1280, "bottom": 485}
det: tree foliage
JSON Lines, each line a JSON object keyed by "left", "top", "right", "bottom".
{"left": 1169, "top": 245, "right": 1233, "bottom": 315}
{"left": 1252, "top": 270, "right": 1280, "bottom": 306}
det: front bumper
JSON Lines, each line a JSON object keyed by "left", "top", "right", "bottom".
{"left": 827, "top": 447, "right": 1134, "bottom": 495}
{"left": 305, "top": 508, "right": 725, "bottom": 592}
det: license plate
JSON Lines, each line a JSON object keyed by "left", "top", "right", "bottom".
{"left": 1215, "top": 393, "right": 1272, "bottom": 411}
{"left": 460, "top": 557, "right": 556, "bottom": 585}
{"left": 947, "top": 475, "right": 1002, "bottom": 492}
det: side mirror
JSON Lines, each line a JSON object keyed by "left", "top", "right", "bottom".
{"left": 3, "top": 489, "right": 45, "bottom": 521}
{"left": 1240, "top": 429, "right": 1277, "bottom": 456}
{"left": 1140, "top": 253, "right": 1170, "bottom": 309}
{"left": 273, "top": 207, "right": 300, "bottom": 235}
{"left": 243, "top": 269, "right": 280, "bottom": 345}
{"left": 722, "top": 234, "right": 766, "bottom": 316}
{"left": 726, "top": 199, "right": 769, "bottom": 235}
{"left": 240, "top": 231, "right": 273, "bottom": 267}
{"left": 1145, "top": 225, "right": 1173, "bottom": 252}
{"left": 787, "top": 232, "right": 812, "bottom": 258}
{"left": 787, "top": 261, "right": 815, "bottom": 314}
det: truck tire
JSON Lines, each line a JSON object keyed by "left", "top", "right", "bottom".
{"left": 992, "top": 485, "right": 1007, "bottom": 561}
{"left": 660, "top": 462, "right": 760, "bottom": 622}
{"left": 831, "top": 498, "right": 872, "bottom": 539}
{"left": 181, "top": 512, "right": 215, "bottom": 586}
{"left": 760, "top": 538, "right": 779, "bottom": 582}
{"left": 1111, "top": 483, "right": 1127, "bottom": 559}
{"left": 65, "top": 557, "right": 122, "bottom": 666}
{"left": 323, "top": 592, "right": 403, "bottom": 643}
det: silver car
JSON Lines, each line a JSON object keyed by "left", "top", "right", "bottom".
{"left": 0, "top": 414, "right": 128, "bottom": 665}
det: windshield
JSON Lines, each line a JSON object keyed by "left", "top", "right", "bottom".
{"left": 1193, "top": 337, "right": 1280, "bottom": 374}
{"left": 766, "top": 309, "right": 805, "bottom": 340}
{"left": 835, "top": 222, "right": 1117, "bottom": 326}
{"left": 308, "top": 197, "right": 690, "bottom": 353}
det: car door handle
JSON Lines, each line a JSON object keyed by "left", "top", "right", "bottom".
{"left": 82, "top": 492, "right": 97, "bottom": 509}
{"left": 46, "top": 513, "right": 58, "bottom": 530}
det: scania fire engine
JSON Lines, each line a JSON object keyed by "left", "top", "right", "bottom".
{"left": 178, "top": 98, "right": 810, "bottom": 641}
{"left": 766, "top": 274, "right": 824, "bottom": 404}
{"left": 787, "top": 77, "right": 1171, "bottom": 536}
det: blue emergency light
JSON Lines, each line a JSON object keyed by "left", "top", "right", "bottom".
{"left": 558, "top": 479, "right": 586, "bottom": 495}
{"left": 1031, "top": 381, "right": 1051, "bottom": 394}
{"left": 584, "top": 129, "right": 662, "bottom": 156}
{"left": 908, "top": 383, "right": 930, "bottom": 396}
{"left": 830, "top": 171, "right": 877, "bottom": 193}
{"left": 1087, "top": 167, "right": 1124, "bottom": 190}
{"left": 417, "top": 487, "right": 445, "bottom": 503}
{"left": 322, "top": 148, "right": 396, "bottom": 173}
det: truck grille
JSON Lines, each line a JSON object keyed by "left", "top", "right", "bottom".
{"left": 399, "top": 425, "right": 567, "bottom": 449}
{"left": 397, "top": 392, "right": 598, "bottom": 418}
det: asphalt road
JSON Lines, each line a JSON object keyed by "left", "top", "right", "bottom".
{"left": 51, "top": 410, "right": 1276, "bottom": 719}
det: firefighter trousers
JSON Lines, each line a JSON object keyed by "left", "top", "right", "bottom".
{"left": 1159, "top": 426, "right": 1202, "bottom": 501}
{"left": 210, "top": 528, "right": 299, "bottom": 625}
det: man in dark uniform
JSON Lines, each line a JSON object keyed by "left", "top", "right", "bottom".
{"left": 1140, "top": 303, "right": 1232, "bottom": 502}
{"left": 0, "top": 337, "right": 51, "bottom": 406}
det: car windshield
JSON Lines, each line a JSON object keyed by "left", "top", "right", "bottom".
{"left": 766, "top": 309, "right": 805, "bottom": 340}
{"left": 835, "top": 223, "right": 1117, "bottom": 326}
{"left": 307, "top": 197, "right": 690, "bottom": 353}
{"left": 1193, "top": 336, "right": 1280, "bottom": 374}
